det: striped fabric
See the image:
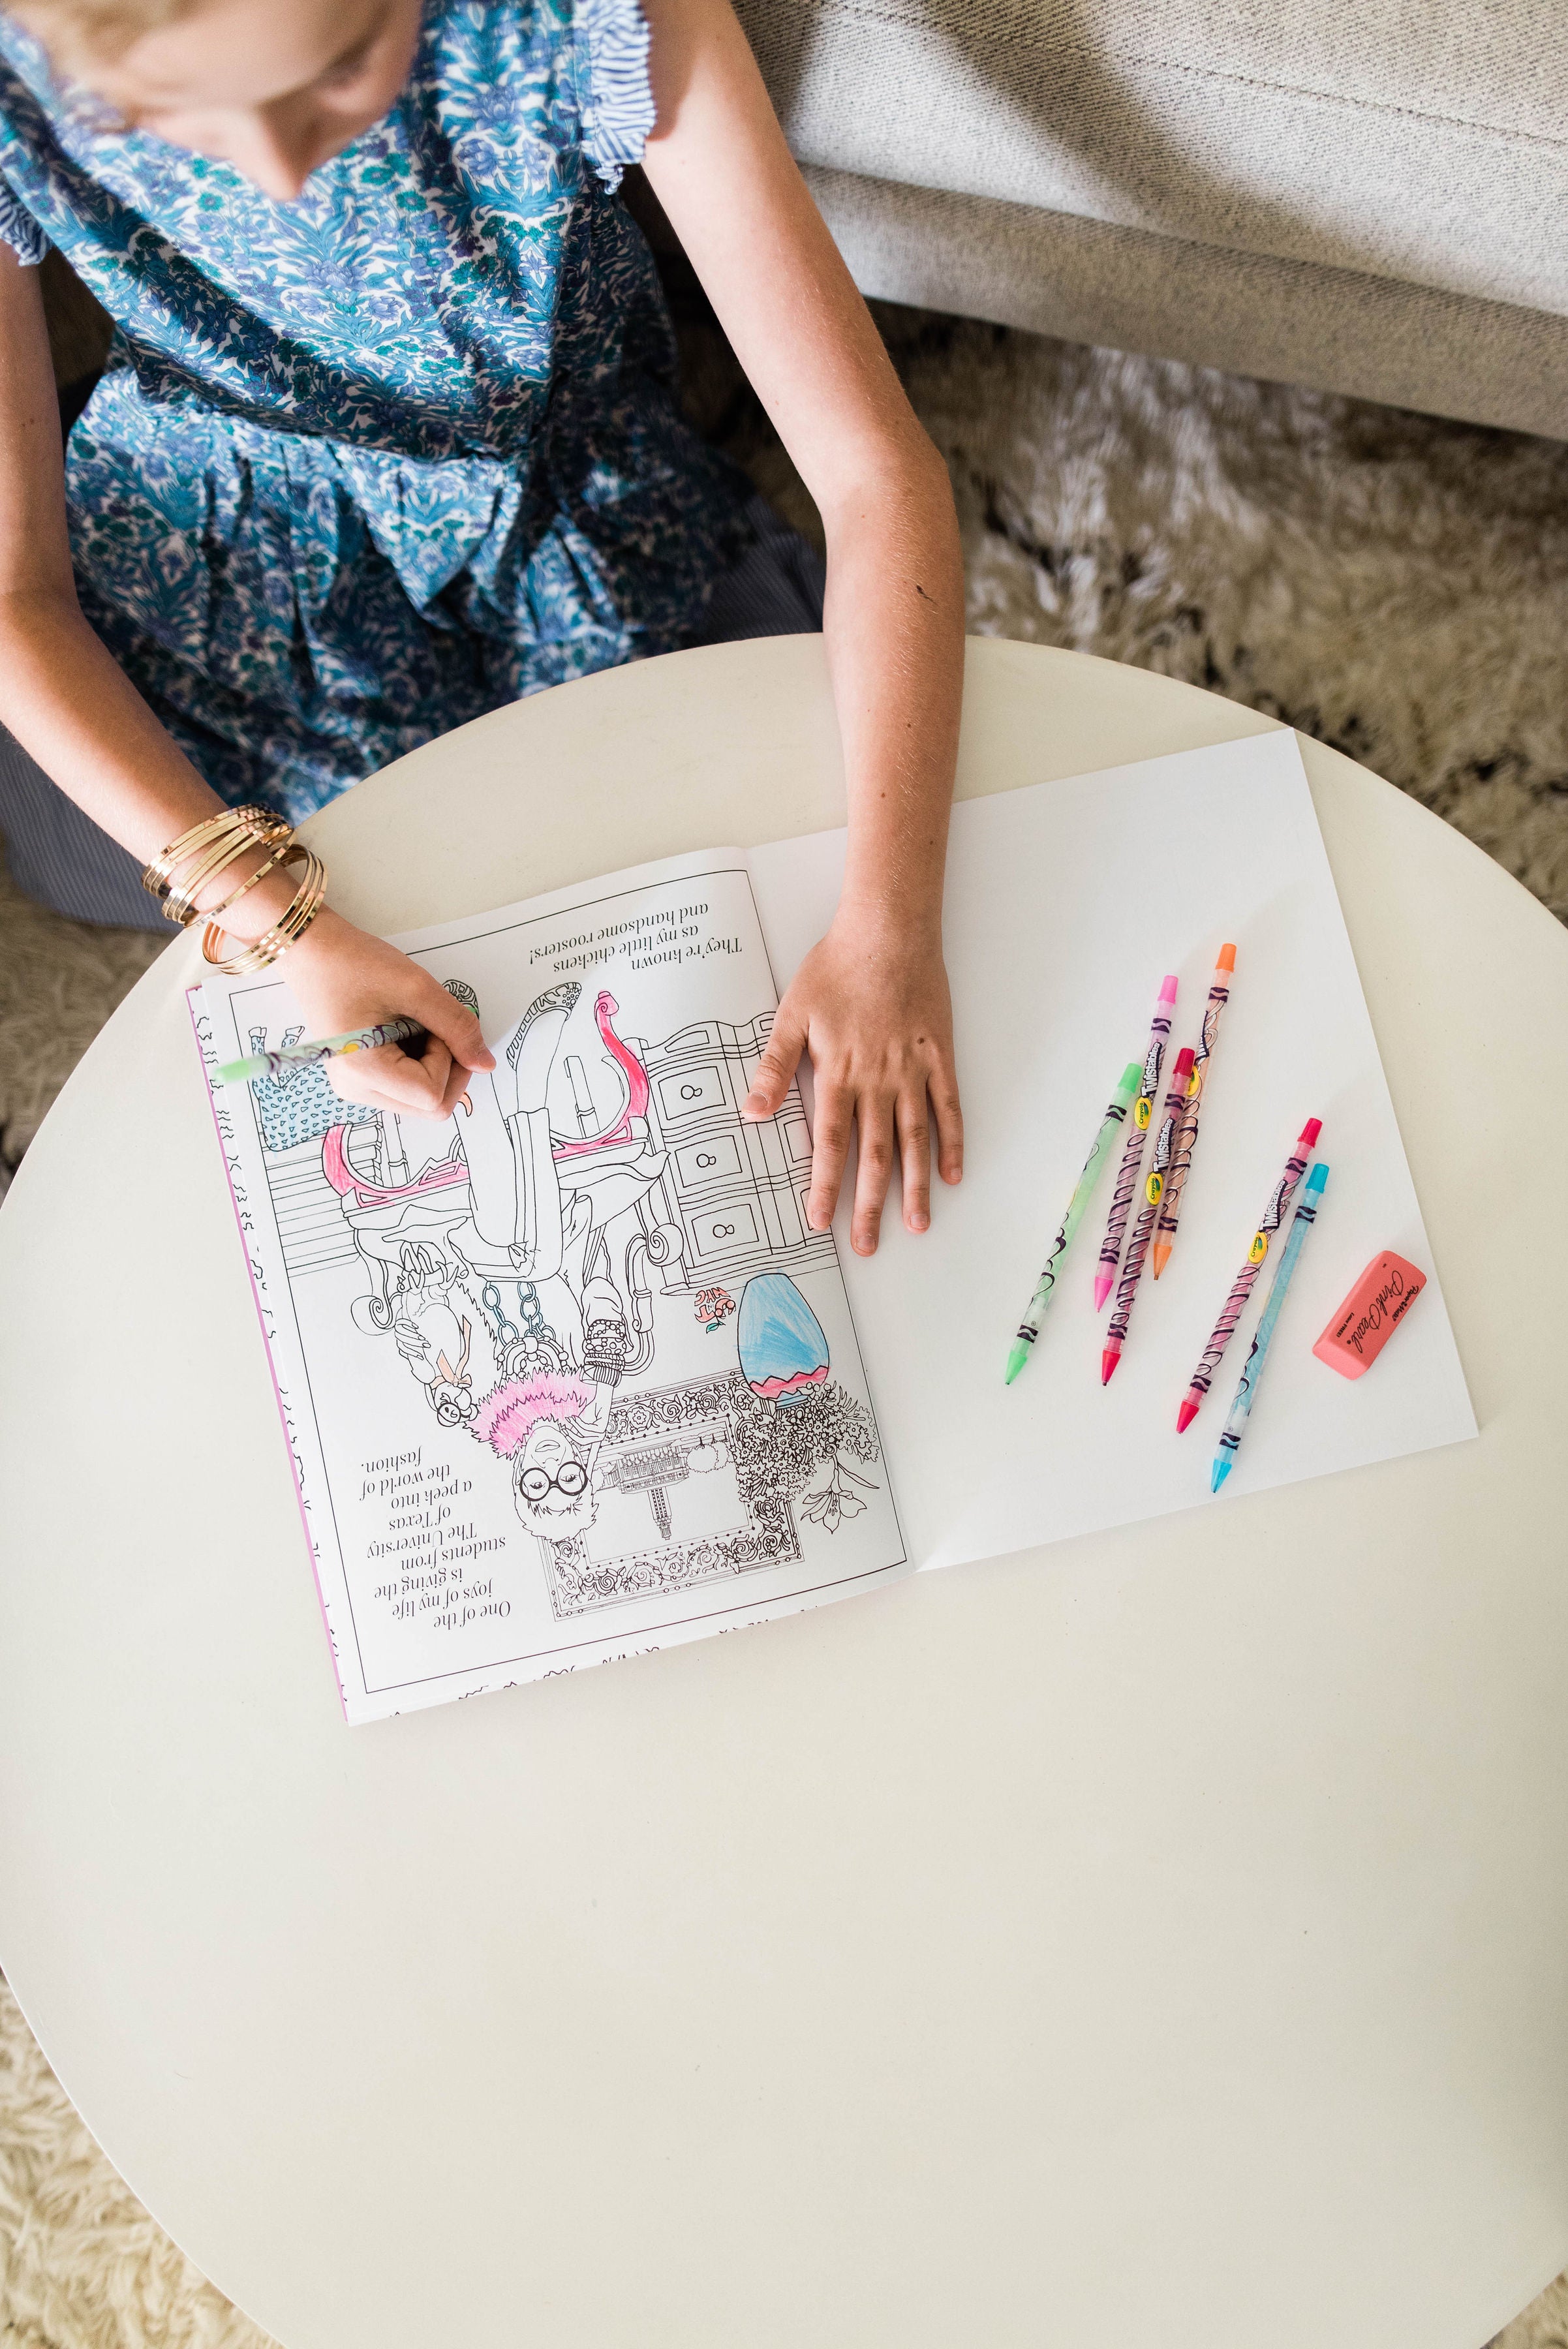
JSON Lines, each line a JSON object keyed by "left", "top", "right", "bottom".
{"left": 0, "top": 723, "right": 166, "bottom": 929}
{"left": 0, "top": 498, "right": 825, "bottom": 929}
{"left": 578, "top": 0, "right": 658, "bottom": 189}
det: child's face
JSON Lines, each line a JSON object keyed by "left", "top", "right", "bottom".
{"left": 78, "top": 0, "right": 423, "bottom": 200}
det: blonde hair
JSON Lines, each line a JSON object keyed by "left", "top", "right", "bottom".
{"left": 9, "top": 0, "right": 198, "bottom": 69}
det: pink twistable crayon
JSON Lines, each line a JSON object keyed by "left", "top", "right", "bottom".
{"left": 1175, "top": 1116, "right": 1323, "bottom": 1432}
{"left": 1152, "top": 943, "right": 1235, "bottom": 1280}
{"left": 1094, "top": 974, "right": 1178, "bottom": 1311}
{"left": 1102, "top": 1046, "right": 1193, "bottom": 1384}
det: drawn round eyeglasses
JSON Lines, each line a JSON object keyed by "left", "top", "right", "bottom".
{"left": 516, "top": 1460, "right": 590, "bottom": 1502}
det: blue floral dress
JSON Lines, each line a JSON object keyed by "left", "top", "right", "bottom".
{"left": 0, "top": 0, "right": 754, "bottom": 827}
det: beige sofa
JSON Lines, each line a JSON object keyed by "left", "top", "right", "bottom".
{"left": 735, "top": 0, "right": 1568, "bottom": 439}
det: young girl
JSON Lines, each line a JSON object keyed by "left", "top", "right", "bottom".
{"left": 0, "top": 0, "right": 964, "bottom": 1253}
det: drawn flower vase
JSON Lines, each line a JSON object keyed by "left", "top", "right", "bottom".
{"left": 736, "top": 1274, "right": 831, "bottom": 1405}
{"left": 733, "top": 1277, "right": 880, "bottom": 1535}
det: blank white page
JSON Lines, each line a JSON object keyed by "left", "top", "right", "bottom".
{"left": 748, "top": 730, "right": 1476, "bottom": 1571}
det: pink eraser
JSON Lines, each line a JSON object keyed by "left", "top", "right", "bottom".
{"left": 1313, "top": 1252, "right": 1427, "bottom": 1379}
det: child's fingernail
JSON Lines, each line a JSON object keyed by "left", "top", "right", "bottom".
{"left": 910, "top": 1212, "right": 929, "bottom": 1232}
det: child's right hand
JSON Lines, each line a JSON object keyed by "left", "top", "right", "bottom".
{"left": 277, "top": 908, "right": 496, "bottom": 1121}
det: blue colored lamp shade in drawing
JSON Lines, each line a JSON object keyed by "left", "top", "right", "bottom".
{"left": 737, "top": 1274, "right": 830, "bottom": 1404}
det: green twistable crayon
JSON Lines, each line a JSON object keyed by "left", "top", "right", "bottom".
{"left": 217, "top": 1016, "right": 427, "bottom": 1086}
{"left": 1006, "top": 1059, "right": 1142, "bottom": 1384}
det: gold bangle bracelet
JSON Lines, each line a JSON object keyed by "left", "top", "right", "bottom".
{"left": 192, "top": 833, "right": 298, "bottom": 927}
{"left": 164, "top": 825, "right": 292, "bottom": 928}
{"left": 145, "top": 806, "right": 290, "bottom": 923}
{"left": 202, "top": 845, "right": 327, "bottom": 975}
{"left": 142, "top": 808, "right": 244, "bottom": 903}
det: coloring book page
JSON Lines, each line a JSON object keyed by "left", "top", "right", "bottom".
{"left": 749, "top": 729, "right": 1477, "bottom": 1570}
{"left": 192, "top": 852, "right": 905, "bottom": 1723}
{"left": 194, "top": 731, "right": 1476, "bottom": 1721}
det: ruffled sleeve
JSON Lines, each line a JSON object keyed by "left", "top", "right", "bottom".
{"left": 0, "top": 167, "right": 46, "bottom": 264}
{"left": 574, "top": 0, "right": 656, "bottom": 192}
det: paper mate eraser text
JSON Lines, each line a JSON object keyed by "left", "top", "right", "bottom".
{"left": 1313, "top": 1251, "right": 1426, "bottom": 1379}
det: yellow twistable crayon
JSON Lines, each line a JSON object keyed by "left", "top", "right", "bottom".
{"left": 1006, "top": 1059, "right": 1141, "bottom": 1384}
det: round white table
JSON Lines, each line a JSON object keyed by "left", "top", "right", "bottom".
{"left": 2, "top": 637, "right": 1565, "bottom": 2349}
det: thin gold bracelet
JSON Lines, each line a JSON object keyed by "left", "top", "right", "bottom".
{"left": 162, "top": 818, "right": 294, "bottom": 928}
{"left": 144, "top": 806, "right": 290, "bottom": 923}
{"left": 202, "top": 845, "right": 328, "bottom": 975}
{"left": 142, "top": 808, "right": 244, "bottom": 904}
{"left": 172, "top": 830, "right": 296, "bottom": 929}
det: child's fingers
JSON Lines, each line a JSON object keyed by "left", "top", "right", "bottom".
{"left": 743, "top": 1000, "right": 807, "bottom": 1119}
{"left": 434, "top": 1053, "right": 475, "bottom": 1118}
{"left": 850, "top": 1089, "right": 896, "bottom": 1257}
{"left": 928, "top": 1047, "right": 964, "bottom": 1186}
{"left": 330, "top": 1036, "right": 455, "bottom": 1118}
{"left": 806, "top": 1079, "right": 853, "bottom": 1232}
{"left": 416, "top": 981, "right": 495, "bottom": 1073}
{"left": 897, "top": 1084, "right": 932, "bottom": 1234}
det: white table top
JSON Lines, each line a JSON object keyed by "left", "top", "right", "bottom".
{"left": 2, "top": 637, "right": 1565, "bottom": 2349}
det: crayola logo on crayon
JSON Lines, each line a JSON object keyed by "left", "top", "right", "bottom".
{"left": 1248, "top": 1231, "right": 1269, "bottom": 1265}
{"left": 1135, "top": 1099, "right": 1152, "bottom": 1129}
{"left": 1186, "top": 1070, "right": 1202, "bottom": 1096}
{"left": 1146, "top": 1171, "right": 1163, "bottom": 1205}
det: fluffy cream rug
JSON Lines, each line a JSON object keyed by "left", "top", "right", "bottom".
{"left": 0, "top": 1975, "right": 271, "bottom": 2349}
{"left": 3, "top": 305, "right": 1567, "bottom": 2346}
{"left": 704, "top": 299, "right": 1568, "bottom": 925}
{"left": 0, "top": 853, "right": 161, "bottom": 1195}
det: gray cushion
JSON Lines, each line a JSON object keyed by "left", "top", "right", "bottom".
{"left": 737, "top": 0, "right": 1568, "bottom": 317}
{"left": 805, "top": 164, "right": 1568, "bottom": 440}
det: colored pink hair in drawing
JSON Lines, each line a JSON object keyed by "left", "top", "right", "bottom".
{"left": 470, "top": 1374, "right": 598, "bottom": 1457}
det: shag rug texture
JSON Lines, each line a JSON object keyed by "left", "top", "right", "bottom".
{"left": 3, "top": 303, "right": 1567, "bottom": 2346}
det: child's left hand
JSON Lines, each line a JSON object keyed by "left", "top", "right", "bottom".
{"left": 741, "top": 911, "right": 963, "bottom": 1254}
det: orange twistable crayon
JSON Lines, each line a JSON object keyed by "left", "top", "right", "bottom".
{"left": 1175, "top": 1116, "right": 1322, "bottom": 1432}
{"left": 1094, "top": 974, "right": 1178, "bottom": 1312}
{"left": 1153, "top": 943, "right": 1235, "bottom": 1280}
{"left": 1102, "top": 1047, "right": 1193, "bottom": 1385}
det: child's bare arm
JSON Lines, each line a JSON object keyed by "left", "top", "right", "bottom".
{"left": 641, "top": 0, "right": 965, "bottom": 1254}
{"left": 0, "top": 241, "right": 491, "bottom": 1117}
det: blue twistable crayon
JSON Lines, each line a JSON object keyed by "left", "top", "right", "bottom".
{"left": 1211, "top": 1161, "right": 1329, "bottom": 1493}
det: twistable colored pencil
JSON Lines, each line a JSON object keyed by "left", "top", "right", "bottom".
{"left": 1006, "top": 1058, "right": 1142, "bottom": 1383}
{"left": 1101, "top": 1046, "right": 1193, "bottom": 1385}
{"left": 217, "top": 1016, "right": 428, "bottom": 1086}
{"left": 1212, "top": 1161, "right": 1329, "bottom": 1492}
{"left": 1094, "top": 974, "right": 1178, "bottom": 1312}
{"left": 1153, "top": 943, "right": 1235, "bottom": 1280}
{"left": 1175, "top": 1115, "right": 1323, "bottom": 1433}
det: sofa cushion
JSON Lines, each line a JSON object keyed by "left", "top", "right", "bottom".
{"left": 804, "top": 163, "right": 1568, "bottom": 440}
{"left": 735, "top": 0, "right": 1568, "bottom": 317}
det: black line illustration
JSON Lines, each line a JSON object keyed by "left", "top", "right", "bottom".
{"left": 239, "top": 979, "right": 885, "bottom": 1621}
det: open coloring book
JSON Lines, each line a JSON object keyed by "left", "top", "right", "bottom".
{"left": 192, "top": 732, "right": 1477, "bottom": 1723}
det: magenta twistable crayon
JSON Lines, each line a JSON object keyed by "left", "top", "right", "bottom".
{"left": 1094, "top": 974, "right": 1178, "bottom": 1312}
{"left": 1175, "top": 1116, "right": 1323, "bottom": 1432}
{"left": 1102, "top": 1045, "right": 1193, "bottom": 1385}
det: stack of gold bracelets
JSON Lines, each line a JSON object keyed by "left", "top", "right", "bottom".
{"left": 141, "top": 805, "right": 327, "bottom": 975}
